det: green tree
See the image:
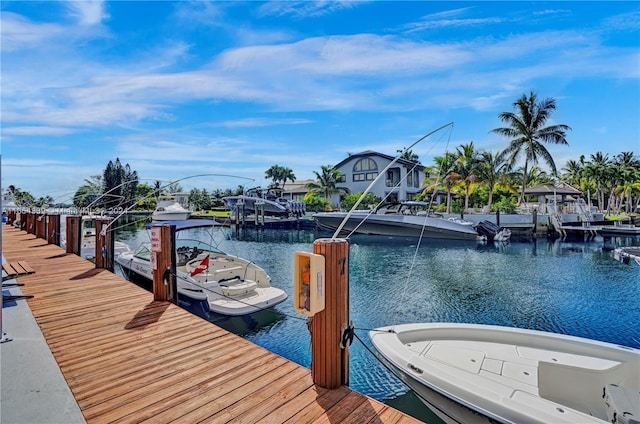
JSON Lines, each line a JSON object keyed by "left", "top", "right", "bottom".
{"left": 303, "top": 194, "right": 332, "bottom": 212}
{"left": 306, "top": 165, "right": 349, "bottom": 203}
{"left": 476, "top": 150, "right": 510, "bottom": 211}
{"left": 582, "top": 152, "right": 612, "bottom": 211}
{"left": 396, "top": 148, "right": 420, "bottom": 163}
{"left": 102, "top": 158, "right": 139, "bottom": 208}
{"left": 454, "top": 141, "right": 480, "bottom": 213}
{"left": 265, "top": 165, "right": 296, "bottom": 190}
{"left": 491, "top": 91, "right": 571, "bottom": 204}
{"left": 422, "top": 152, "right": 458, "bottom": 213}
{"left": 340, "top": 192, "right": 381, "bottom": 211}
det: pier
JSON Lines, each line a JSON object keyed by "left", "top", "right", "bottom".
{"left": 1, "top": 224, "right": 422, "bottom": 423}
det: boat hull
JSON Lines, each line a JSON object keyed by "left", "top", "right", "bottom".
{"left": 151, "top": 211, "right": 191, "bottom": 221}
{"left": 370, "top": 323, "right": 640, "bottom": 424}
{"left": 223, "top": 195, "right": 288, "bottom": 216}
{"left": 313, "top": 212, "right": 479, "bottom": 240}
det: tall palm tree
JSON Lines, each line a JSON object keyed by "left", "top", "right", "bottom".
{"left": 279, "top": 167, "right": 296, "bottom": 192}
{"left": 561, "top": 159, "right": 585, "bottom": 186}
{"left": 582, "top": 152, "right": 611, "bottom": 211}
{"left": 491, "top": 91, "right": 571, "bottom": 204}
{"left": 476, "top": 150, "right": 509, "bottom": 211}
{"left": 306, "top": 165, "right": 349, "bottom": 201}
{"left": 454, "top": 141, "right": 480, "bottom": 213}
{"left": 423, "top": 152, "right": 458, "bottom": 213}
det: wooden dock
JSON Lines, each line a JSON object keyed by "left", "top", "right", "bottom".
{"left": 2, "top": 225, "right": 422, "bottom": 424}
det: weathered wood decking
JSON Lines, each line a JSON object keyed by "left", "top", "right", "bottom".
{"left": 2, "top": 226, "right": 422, "bottom": 423}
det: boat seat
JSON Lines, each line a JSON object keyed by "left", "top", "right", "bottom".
{"left": 191, "top": 267, "right": 244, "bottom": 282}
{"left": 506, "top": 390, "right": 604, "bottom": 423}
{"left": 538, "top": 360, "right": 624, "bottom": 418}
{"left": 220, "top": 279, "right": 257, "bottom": 297}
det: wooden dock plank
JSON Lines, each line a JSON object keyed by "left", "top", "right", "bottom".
{"left": 2, "top": 225, "right": 423, "bottom": 424}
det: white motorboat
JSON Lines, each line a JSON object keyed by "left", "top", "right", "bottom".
{"left": 612, "top": 247, "right": 640, "bottom": 265}
{"left": 151, "top": 196, "right": 191, "bottom": 221}
{"left": 115, "top": 220, "right": 287, "bottom": 316}
{"left": 370, "top": 323, "right": 640, "bottom": 424}
{"left": 223, "top": 186, "right": 305, "bottom": 218}
{"left": 313, "top": 202, "right": 482, "bottom": 241}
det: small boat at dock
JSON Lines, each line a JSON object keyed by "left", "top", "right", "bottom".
{"left": 151, "top": 195, "right": 191, "bottom": 221}
{"left": 370, "top": 322, "right": 640, "bottom": 424}
{"left": 115, "top": 219, "right": 287, "bottom": 315}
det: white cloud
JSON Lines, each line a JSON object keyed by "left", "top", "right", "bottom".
{"left": 257, "top": 1, "right": 361, "bottom": 18}
{"left": 64, "top": 0, "right": 108, "bottom": 26}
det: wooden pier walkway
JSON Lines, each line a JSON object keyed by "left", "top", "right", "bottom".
{"left": 2, "top": 225, "right": 422, "bottom": 424}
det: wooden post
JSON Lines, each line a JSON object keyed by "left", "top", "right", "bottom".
{"left": 496, "top": 209, "right": 501, "bottom": 227}
{"left": 94, "top": 218, "right": 114, "bottom": 272}
{"left": 35, "top": 214, "right": 46, "bottom": 239}
{"left": 311, "top": 238, "right": 349, "bottom": 389}
{"left": 26, "top": 212, "right": 35, "bottom": 234}
{"left": 151, "top": 224, "right": 176, "bottom": 302}
{"left": 7, "top": 211, "right": 16, "bottom": 226}
{"left": 66, "top": 216, "right": 82, "bottom": 255}
{"left": 46, "top": 214, "right": 61, "bottom": 246}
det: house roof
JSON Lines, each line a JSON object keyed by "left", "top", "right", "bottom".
{"left": 332, "top": 150, "right": 424, "bottom": 171}
{"left": 523, "top": 184, "right": 582, "bottom": 196}
{"left": 281, "top": 179, "right": 316, "bottom": 194}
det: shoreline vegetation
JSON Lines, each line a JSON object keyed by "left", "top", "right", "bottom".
{"left": 3, "top": 92, "right": 639, "bottom": 221}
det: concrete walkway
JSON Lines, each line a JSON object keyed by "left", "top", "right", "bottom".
{"left": 1, "top": 259, "right": 86, "bottom": 424}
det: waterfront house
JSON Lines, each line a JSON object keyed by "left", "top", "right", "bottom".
{"left": 328, "top": 151, "right": 427, "bottom": 208}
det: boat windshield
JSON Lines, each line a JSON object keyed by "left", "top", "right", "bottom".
{"left": 175, "top": 239, "right": 225, "bottom": 266}
{"left": 133, "top": 243, "right": 151, "bottom": 261}
{"left": 132, "top": 239, "right": 224, "bottom": 264}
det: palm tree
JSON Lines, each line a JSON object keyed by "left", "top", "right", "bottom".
{"left": 306, "top": 165, "right": 349, "bottom": 201}
{"left": 279, "top": 167, "right": 296, "bottom": 192}
{"left": 396, "top": 148, "right": 420, "bottom": 163}
{"left": 423, "top": 152, "right": 458, "bottom": 213}
{"left": 476, "top": 150, "right": 509, "bottom": 211}
{"left": 454, "top": 142, "right": 480, "bottom": 213}
{"left": 491, "top": 91, "right": 571, "bottom": 204}
{"left": 561, "top": 158, "right": 585, "bottom": 186}
{"left": 582, "top": 152, "right": 611, "bottom": 211}
{"left": 265, "top": 165, "right": 282, "bottom": 186}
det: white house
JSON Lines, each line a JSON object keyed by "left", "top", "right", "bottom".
{"left": 329, "top": 150, "right": 427, "bottom": 208}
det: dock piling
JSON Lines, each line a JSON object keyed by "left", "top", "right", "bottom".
{"left": 151, "top": 224, "right": 176, "bottom": 303}
{"left": 310, "top": 238, "right": 349, "bottom": 389}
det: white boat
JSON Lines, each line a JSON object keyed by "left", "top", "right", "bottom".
{"left": 313, "top": 202, "right": 482, "bottom": 241}
{"left": 223, "top": 186, "right": 306, "bottom": 218}
{"left": 151, "top": 196, "right": 191, "bottom": 221}
{"left": 115, "top": 220, "right": 287, "bottom": 316}
{"left": 612, "top": 247, "right": 640, "bottom": 265}
{"left": 370, "top": 323, "right": 640, "bottom": 424}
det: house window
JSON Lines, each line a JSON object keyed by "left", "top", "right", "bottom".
{"left": 354, "top": 158, "right": 377, "bottom": 172}
{"left": 353, "top": 158, "right": 378, "bottom": 182}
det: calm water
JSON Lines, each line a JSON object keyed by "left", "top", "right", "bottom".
{"left": 113, "top": 216, "right": 640, "bottom": 423}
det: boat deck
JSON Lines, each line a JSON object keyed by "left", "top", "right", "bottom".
{"left": 1, "top": 225, "right": 421, "bottom": 423}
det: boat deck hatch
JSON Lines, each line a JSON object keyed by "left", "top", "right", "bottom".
{"left": 425, "top": 344, "right": 484, "bottom": 374}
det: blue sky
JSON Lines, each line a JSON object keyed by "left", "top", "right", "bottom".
{"left": 1, "top": 1, "right": 639, "bottom": 202}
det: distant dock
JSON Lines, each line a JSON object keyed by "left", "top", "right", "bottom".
{"left": 1, "top": 225, "right": 423, "bottom": 423}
